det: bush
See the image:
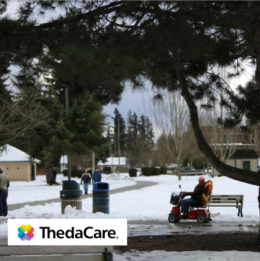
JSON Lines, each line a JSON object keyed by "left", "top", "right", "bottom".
{"left": 192, "top": 159, "right": 204, "bottom": 170}
{"left": 62, "top": 169, "right": 82, "bottom": 178}
{"left": 153, "top": 167, "right": 161, "bottom": 176}
{"left": 62, "top": 169, "right": 68, "bottom": 177}
{"left": 141, "top": 167, "right": 153, "bottom": 176}
{"left": 129, "top": 168, "right": 137, "bottom": 177}
{"left": 160, "top": 166, "right": 167, "bottom": 174}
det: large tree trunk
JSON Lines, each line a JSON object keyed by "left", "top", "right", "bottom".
{"left": 177, "top": 160, "right": 181, "bottom": 181}
{"left": 174, "top": 61, "right": 260, "bottom": 186}
{"left": 45, "top": 158, "right": 55, "bottom": 185}
{"left": 175, "top": 61, "right": 260, "bottom": 244}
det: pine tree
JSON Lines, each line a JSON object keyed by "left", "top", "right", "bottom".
{"left": 112, "top": 108, "right": 126, "bottom": 157}
{"left": 11, "top": 79, "right": 109, "bottom": 184}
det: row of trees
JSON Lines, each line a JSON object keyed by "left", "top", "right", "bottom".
{"left": 110, "top": 108, "right": 154, "bottom": 168}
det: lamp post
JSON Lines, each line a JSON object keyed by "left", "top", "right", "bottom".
{"left": 92, "top": 151, "right": 95, "bottom": 174}
{"left": 257, "top": 186, "right": 260, "bottom": 245}
{"left": 118, "top": 119, "right": 120, "bottom": 175}
{"left": 65, "top": 86, "right": 71, "bottom": 181}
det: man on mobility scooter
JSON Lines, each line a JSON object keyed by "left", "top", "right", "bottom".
{"left": 181, "top": 176, "right": 206, "bottom": 219}
{"left": 168, "top": 176, "right": 213, "bottom": 223}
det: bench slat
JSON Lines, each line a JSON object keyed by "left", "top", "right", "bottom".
{"left": 209, "top": 200, "right": 241, "bottom": 203}
{"left": 0, "top": 245, "right": 113, "bottom": 256}
{"left": 208, "top": 205, "right": 240, "bottom": 207}
{"left": 210, "top": 195, "right": 243, "bottom": 197}
{"left": 210, "top": 196, "right": 242, "bottom": 200}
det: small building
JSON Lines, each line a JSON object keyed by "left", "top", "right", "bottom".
{"left": 98, "top": 157, "right": 127, "bottom": 173}
{"left": 0, "top": 145, "right": 40, "bottom": 181}
{"left": 213, "top": 149, "right": 259, "bottom": 176}
{"left": 60, "top": 155, "right": 68, "bottom": 173}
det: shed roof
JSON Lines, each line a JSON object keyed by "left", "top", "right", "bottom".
{"left": 0, "top": 144, "right": 40, "bottom": 163}
{"left": 229, "top": 149, "right": 259, "bottom": 159}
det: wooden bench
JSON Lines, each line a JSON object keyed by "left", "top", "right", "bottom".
{"left": 208, "top": 195, "right": 244, "bottom": 217}
{"left": 0, "top": 238, "right": 113, "bottom": 261}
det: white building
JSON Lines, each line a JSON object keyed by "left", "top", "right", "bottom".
{"left": 60, "top": 155, "right": 68, "bottom": 172}
{"left": 0, "top": 144, "right": 40, "bottom": 181}
{"left": 97, "top": 157, "right": 126, "bottom": 167}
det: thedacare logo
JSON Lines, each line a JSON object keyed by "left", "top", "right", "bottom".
{"left": 9, "top": 219, "right": 127, "bottom": 246}
{"left": 39, "top": 226, "right": 117, "bottom": 239}
{"left": 18, "top": 224, "right": 34, "bottom": 241}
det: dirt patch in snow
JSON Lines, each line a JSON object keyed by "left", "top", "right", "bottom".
{"left": 115, "top": 233, "right": 260, "bottom": 252}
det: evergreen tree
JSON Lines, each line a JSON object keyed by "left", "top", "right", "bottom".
{"left": 125, "top": 112, "right": 154, "bottom": 168}
{"left": 112, "top": 108, "right": 126, "bottom": 157}
{"left": 11, "top": 79, "right": 109, "bottom": 184}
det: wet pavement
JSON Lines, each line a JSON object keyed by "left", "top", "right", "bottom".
{"left": 128, "top": 220, "right": 260, "bottom": 236}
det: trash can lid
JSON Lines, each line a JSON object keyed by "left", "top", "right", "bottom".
{"left": 93, "top": 182, "right": 110, "bottom": 192}
{"left": 62, "top": 180, "right": 80, "bottom": 191}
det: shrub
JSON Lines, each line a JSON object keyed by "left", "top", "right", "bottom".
{"left": 160, "top": 166, "right": 167, "bottom": 174}
{"left": 62, "top": 169, "right": 82, "bottom": 178}
{"left": 142, "top": 167, "right": 153, "bottom": 176}
{"left": 62, "top": 169, "right": 68, "bottom": 176}
{"left": 153, "top": 167, "right": 161, "bottom": 176}
{"left": 129, "top": 168, "right": 137, "bottom": 177}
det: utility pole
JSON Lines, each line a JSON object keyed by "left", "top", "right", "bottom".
{"left": 118, "top": 119, "right": 120, "bottom": 175}
{"left": 92, "top": 151, "right": 95, "bottom": 174}
{"left": 65, "top": 86, "right": 71, "bottom": 181}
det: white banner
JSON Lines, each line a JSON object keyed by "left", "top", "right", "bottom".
{"left": 8, "top": 219, "right": 127, "bottom": 246}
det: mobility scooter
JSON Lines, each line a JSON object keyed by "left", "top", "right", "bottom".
{"left": 168, "top": 184, "right": 212, "bottom": 223}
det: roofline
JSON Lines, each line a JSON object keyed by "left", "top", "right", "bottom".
{"left": 229, "top": 157, "right": 258, "bottom": 159}
{"left": 0, "top": 160, "right": 37, "bottom": 163}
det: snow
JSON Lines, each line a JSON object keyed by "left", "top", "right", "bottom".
{"left": 1, "top": 174, "right": 259, "bottom": 241}
{"left": 114, "top": 250, "right": 260, "bottom": 261}
{"left": 0, "top": 144, "right": 40, "bottom": 163}
{"left": 8, "top": 173, "right": 136, "bottom": 205}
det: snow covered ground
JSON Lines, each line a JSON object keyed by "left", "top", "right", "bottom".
{"left": 8, "top": 173, "right": 136, "bottom": 205}
{"left": 0, "top": 174, "right": 259, "bottom": 239}
{"left": 113, "top": 250, "right": 260, "bottom": 261}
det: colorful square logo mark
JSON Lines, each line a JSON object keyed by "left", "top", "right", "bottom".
{"left": 18, "top": 224, "right": 34, "bottom": 241}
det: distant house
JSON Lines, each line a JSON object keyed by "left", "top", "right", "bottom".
{"left": 98, "top": 157, "right": 127, "bottom": 173}
{"left": 0, "top": 145, "right": 40, "bottom": 181}
{"left": 60, "top": 156, "right": 128, "bottom": 173}
{"left": 98, "top": 157, "right": 126, "bottom": 166}
{"left": 213, "top": 148, "right": 259, "bottom": 176}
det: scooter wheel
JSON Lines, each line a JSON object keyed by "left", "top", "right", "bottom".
{"left": 196, "top": 214, "right": 206, "bottom": 223}
{"left": 168, "top": 214, "right": 179, "bottom": 223}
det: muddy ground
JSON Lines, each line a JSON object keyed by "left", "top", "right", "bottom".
{"left": 115, "top": 233, "right": 260, "bottom": 252}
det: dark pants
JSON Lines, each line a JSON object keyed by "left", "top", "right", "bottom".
{"left": 181, "top": 198, "right": 198, "bottom": 215}
{"left": 0, "top": 190, "right": 8, "bottom": 216}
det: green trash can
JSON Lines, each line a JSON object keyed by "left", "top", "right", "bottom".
{"left": 92, "top": 182, "right": 110, "bottom": 214}
{"left": 60, "top": 180, "right": 83, "bottom": 214}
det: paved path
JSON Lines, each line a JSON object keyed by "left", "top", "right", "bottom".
{"left": 128, "top": 220, "right": 260, "bottom": 237}
{"left": 8, "top": 181, "right": 158, "bottom": 211}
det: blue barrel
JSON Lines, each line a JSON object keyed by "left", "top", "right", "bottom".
{"left": 92, "top": 182, "right": 110, "bottom": 214}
